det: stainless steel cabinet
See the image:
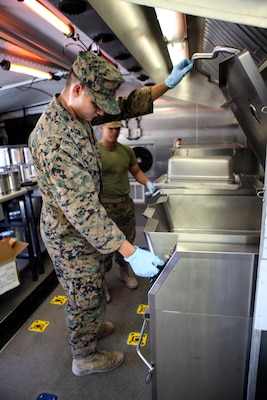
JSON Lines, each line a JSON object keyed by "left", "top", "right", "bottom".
{"left": 148, "top": 244, "right": 258, "bottom": 400}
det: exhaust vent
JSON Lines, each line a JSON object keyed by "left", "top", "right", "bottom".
{"left": 57, "top": 0, "right": 87, "bottom": 15}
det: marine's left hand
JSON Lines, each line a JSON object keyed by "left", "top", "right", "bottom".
{"left": 124, "top": 246, "right": 164, "bottom": 277}
{"left": 145, "top": 181, "right": 156, "bottom": 196}
{"left": 164, "top": 59, "right": 193, "bottom": 89}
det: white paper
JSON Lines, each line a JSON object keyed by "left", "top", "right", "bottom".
{"left": 0, "top": 260, "right": 20, "bottom": 295}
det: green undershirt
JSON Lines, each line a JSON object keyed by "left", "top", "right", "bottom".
{"left": 99, "top": 142, "right": 137, "bottom": 198}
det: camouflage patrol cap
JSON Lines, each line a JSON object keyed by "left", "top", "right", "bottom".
{"left": 104, "top": 121, "right": 123, "bottom": 128}
{"left": 72, "top": 51, "right": 125, "bottom": 115}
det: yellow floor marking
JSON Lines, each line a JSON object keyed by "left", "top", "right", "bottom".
{"left": 137, "top": 304, "right": 148, "bottom": 314}
{"left": 28, "top": 320, "right": 50, "bottom": 332}
{"left": 50, "top": 295, "right": 67, "bottom": 305}
{"left": 127, "top": 332, "right": 147, "bottom": 346}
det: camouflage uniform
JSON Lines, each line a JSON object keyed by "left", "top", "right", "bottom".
{"left": 29, "top": 86, "right": 153, "bottom": 358}
{"left": 100, "top": 197, "right": 136, "bottom": 273}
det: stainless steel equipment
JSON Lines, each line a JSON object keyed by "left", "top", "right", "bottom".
{"left": 217, "top": 48, "right": 267, "bottom": 399}
{"left": 143, "top": 195, "right": 261, "bottom": 253}
{"left": 191, "top": 45, "right": 240, "bottom": 62}
{"left": 219, "top": 49, "right": 267, "bottom": 169}
{"left": 0, "top": 148, "right": 10, "bottom": 167}
{"left": 148, "top": 240, "right": 258, "bottom": 400}
{"left": 142, "top": 192, "right": 262, "bottom": 400}
{"left": 10, "top": 148, "right": 24, "bottom": 165}
{"left": 0, "top": 173, "right": 10, "bottom": 195}
{"left": 23, "top": 147, "right": 33, "bottom": 164}
{"left": 7, "top": 169, "right": 21, "bottom": 192}
{"left": 154, "top": 143, "right": 261, "bottom": 196}
{"left": 167, "top": 155, "right": 234, "bottom": 181}
{"left": 140, "top": 61, "right": 264, "bottom": 398}
{"left": 0, "top": 146, "right": 36, "bottom": 183}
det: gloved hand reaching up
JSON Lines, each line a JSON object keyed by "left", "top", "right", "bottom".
{"left": 164, "top": 59, "right": 193, "bottom": 89}
{"left": 124, "top": 246, "right": 164, "bottom": 277}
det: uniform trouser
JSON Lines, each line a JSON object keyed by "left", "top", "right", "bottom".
{"left": 42, "top": 233, "right": 106, "bottom": 359}
{"left": 57, "top": 272, "right": 106, "bottom": 359}
{"left": 101, "top": 196, "right": 136, "bottom": 273}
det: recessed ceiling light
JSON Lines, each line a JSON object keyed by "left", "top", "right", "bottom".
{"left": 137, "top": 74, "right": 149, "bottom": 81}
{"left": 127, "top": 65, "right": 142, "bottom": 72}
{"left": 114, "top": 52, "right": 131, "bottom": 61}
{"left": 92, "top": 33, "right": 115, "bottom": 44}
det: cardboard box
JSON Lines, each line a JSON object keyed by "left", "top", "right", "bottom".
{"left": 0, "top": 240, "right": 29, "bottom": 295}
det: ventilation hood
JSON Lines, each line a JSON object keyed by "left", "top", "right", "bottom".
{"left": 219, "top": 49, "right": 267, "bottom": 169}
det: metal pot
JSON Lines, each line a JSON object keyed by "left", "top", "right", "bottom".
{"left": 0, "top": 173, "right": 10, "bottom": 195}
{"left": 8, "top": 169, "right": 21, "bottom": 191}
{"left": 20, "top": 164, "right": 31, "bottom": 182}
{"left": 0, "top": 147, "right": 10, "bottom": 167}
{"left": 23, "top": 147, "right": 32, "bottom": 164}
{"left": 10, "top": 147, "right": 24, "bottom": 165}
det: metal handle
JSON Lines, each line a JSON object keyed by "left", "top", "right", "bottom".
{"left": 256, "top": 189, "right": 265, "bottom": 199}
{"left": 191, "top": 46, "right": 240, "bottom": 61}
{"left": 136, "top": 310, "right": 154, "bottom": 384}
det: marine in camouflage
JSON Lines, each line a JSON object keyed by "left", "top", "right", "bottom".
{"left": 28, "top": 86, "right": 152, "bottom": 358}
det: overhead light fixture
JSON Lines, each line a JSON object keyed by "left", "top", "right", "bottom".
{"left": 155, "top": 8, "right": 188, "bottom": 65}
{"left": 1, "top": 60, "right": 53, "bottom": 80}
{"left": 17, "top": 0, "right": 75, "bottom": 38}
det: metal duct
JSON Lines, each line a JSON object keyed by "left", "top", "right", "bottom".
{"left": 88, "top": 0, "right": 172, "bottom": 82}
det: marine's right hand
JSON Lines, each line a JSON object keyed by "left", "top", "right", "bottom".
{"left": 164, "top": 59, "right": 193, "bottom": 88}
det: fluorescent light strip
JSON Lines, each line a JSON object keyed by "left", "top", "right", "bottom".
{"left": 20, "top": 0, "right": 74, "bottom": 37}
{"left": 8, "top": 62, "right": 53, "bottom": 79}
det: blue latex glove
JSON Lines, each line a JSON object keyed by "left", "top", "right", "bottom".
{"left": 164, "top": 59, "right": 193, "bottom": 89}
{"left": 145, "top": 181, "right": 156, "bottom": 196}
{"left": 124, "top": 246, "right": 164, "bottom": 277}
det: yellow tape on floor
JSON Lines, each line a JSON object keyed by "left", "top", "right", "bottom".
{"left": 127, "top": 332, "right": 147, "bottom": 346}
{"left": 50, "top": 295, "right": 67, "bottom": 305}
{"left": 136, "top": 304, "right": 148, "bottom": 314}
{"left": 28, "top": 320, "right": 50, "bottom": 332}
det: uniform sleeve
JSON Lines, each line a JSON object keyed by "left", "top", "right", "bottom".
{"left": 38, "top": 138, "right": 126, "bottom": 254}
